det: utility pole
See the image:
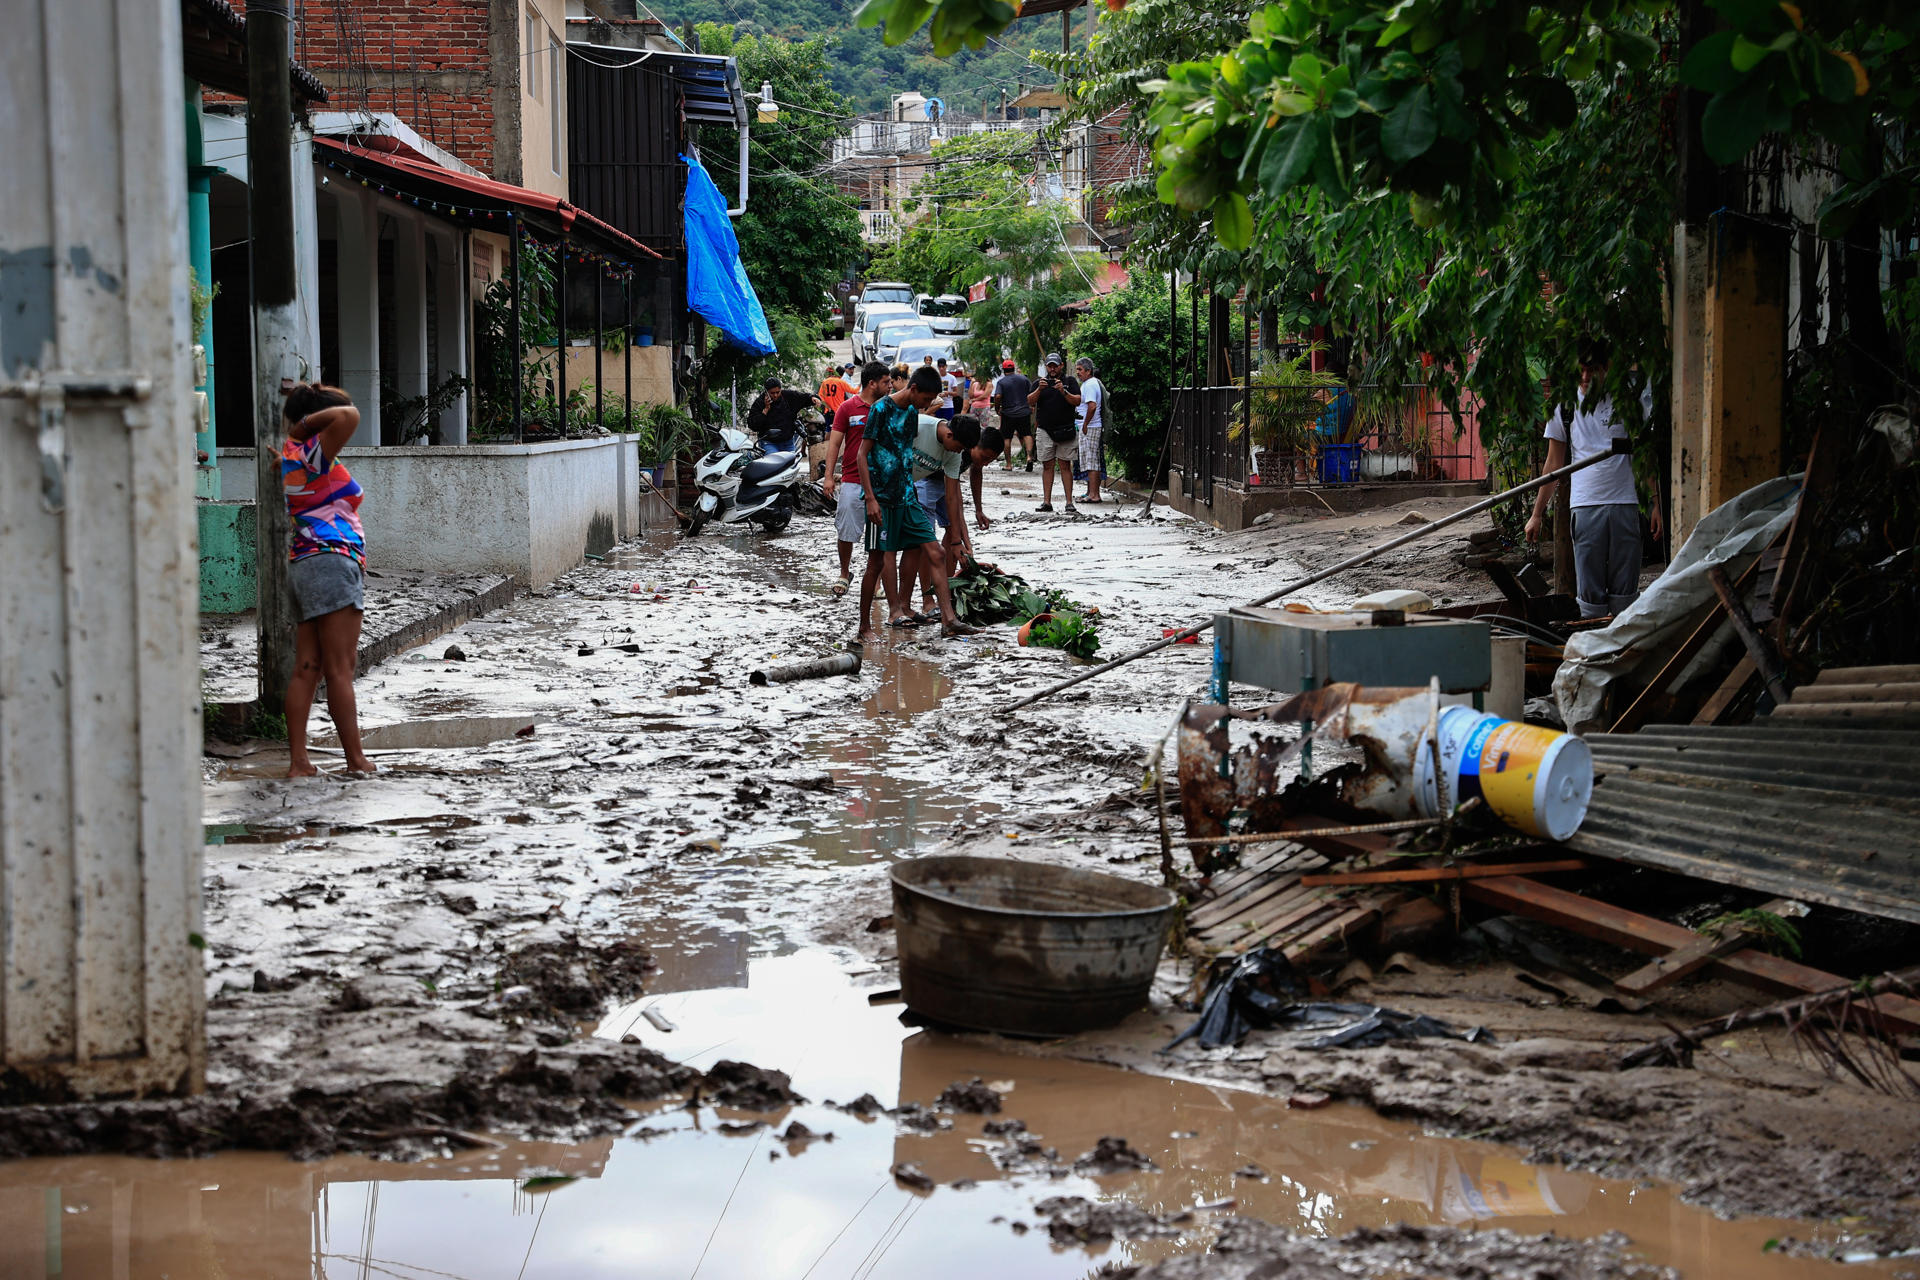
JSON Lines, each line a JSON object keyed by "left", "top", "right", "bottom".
{"left": 248, "top": 0, "right": 300, "bottom": 710}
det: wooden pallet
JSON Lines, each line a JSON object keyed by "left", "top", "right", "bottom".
{"left": 1184, "top": 841, "right": 1409, "bottom": 961}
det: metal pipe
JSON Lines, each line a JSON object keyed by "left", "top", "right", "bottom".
{"left": 556, "top": 233, "right": 569, "bottom": 428}
{"left": 509, "top": 214, "right": 523, "bottom": 442}
{"left": 594, "top": 263, "right": 604, "bottom": 430}
{"left": 725, "top": 120, "right": 750, "bottom": 217}
{"left": 1001, "top": 439, "right": 1635, "bottom": 713}
{"left": 751, "top": 653, "right": 862, "bottom": 685}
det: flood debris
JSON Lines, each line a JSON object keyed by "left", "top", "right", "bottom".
{"left": 1619, "top": 963, "right": 1920, "bottom": 1092}
{"left": 826, "top": 1092, "right": 886, "bottom": 1118}
{"left": 749, "top": 652, "right": 861, "bottom": 685}
{"left": 1169, "top": 947, "right": 1486, "bottom": 1050}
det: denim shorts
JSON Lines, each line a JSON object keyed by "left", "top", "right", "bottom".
{"left": 289, "top": 551, "right": 365, "bottom": 622}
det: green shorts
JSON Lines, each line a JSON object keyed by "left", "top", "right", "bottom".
{"left": 865, "top": 496, "right": 935, "bottom": 554}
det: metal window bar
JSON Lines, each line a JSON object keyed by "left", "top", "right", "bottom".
{"left": 1171, "top": 383, "right": 1489, "bottom": 496}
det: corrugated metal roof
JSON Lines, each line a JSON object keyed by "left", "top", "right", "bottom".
{"left": 1573, "top": 717, "right": 1920, "bottom": 925}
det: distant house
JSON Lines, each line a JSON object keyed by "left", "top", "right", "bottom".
{"left": 196, "top": 0, "right": 744, "bottom": 592}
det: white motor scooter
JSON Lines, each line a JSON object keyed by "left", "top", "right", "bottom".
{"left": 685, "top": 427, "right": 807, "bottom": 536}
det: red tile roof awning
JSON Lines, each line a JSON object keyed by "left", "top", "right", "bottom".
{"left": 314, "top": 137, "right": 664, "bottom": 264}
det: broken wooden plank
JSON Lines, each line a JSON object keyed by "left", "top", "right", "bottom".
{"left": 1299, "top": 859, "right": 1585, "bottom": 888}
{"left": 1708, "top": 564, "right": 1791, "bottom": 705}
{"left": 1611, "top": 556, "right": 1761, "bottom": 733}
{"left": 1613, "top": 898, "right": 1806, "bottom": 996}
{"left": 1692, "top": 654, "right": 1757, "bottom": 725}
{"left": 1461, "top": 876, "right": 1920, "bottom": 1033}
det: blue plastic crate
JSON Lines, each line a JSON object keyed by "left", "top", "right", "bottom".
{"left": 1318, "top": 442, "right": 1362, "bottom": 483}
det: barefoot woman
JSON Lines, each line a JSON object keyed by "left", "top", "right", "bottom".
{"left": 281, "top": 384, "right": 376, "bottom": 776}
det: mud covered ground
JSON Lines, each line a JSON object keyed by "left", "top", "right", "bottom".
{"left": 9, "top": 470, "right": 1918, "bottom": 1276}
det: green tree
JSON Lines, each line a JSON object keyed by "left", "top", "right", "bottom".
{"left": 695, "top": 25, "right": 865, "bottom": 321}
{"left": 1063, "top": 280, "right": 1205, "bottom": 481}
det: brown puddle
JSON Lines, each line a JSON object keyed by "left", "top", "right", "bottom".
{"left": 2, "top": 951, "right": 1894, "bottom": 1280}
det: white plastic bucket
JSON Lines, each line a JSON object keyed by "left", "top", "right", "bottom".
{"left": 1416, "top": 705, "right": 1593, "bottom": 841}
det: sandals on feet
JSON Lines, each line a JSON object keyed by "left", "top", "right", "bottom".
{"left": 1036, "top": 503, "right": 1054, "bottom": 513}
{"left": 888, "top": 616, "right": 921, "bottom": 630}
{"left": 832, "top": 573, "right": 852, "bottom": 597}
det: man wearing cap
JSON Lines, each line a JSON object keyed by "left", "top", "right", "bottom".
{"left": 1027, "top": 353, "right": 1082, "bottom": 514}
{"left": 993, "top": 359, "right": 1034, "bottom": 471}
{"left": 1074, "top": 356, "right": 1108, "bottom": 503}
{"left": 745, "top": 376, "right": 823, "bottom": 455}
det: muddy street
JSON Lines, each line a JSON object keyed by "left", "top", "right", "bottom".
{"left": 6, "top": 481, "right": 1917, "bottom": 1278}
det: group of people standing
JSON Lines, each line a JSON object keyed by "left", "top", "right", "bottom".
{"left": 822, "top": 362, "right": 1003, "bottom": 639}
{"left": 816, "top": 349, "right": 1112, "bottom": 641}
{"left": 976, "top": 353, "right": 1108, "bottom": 511}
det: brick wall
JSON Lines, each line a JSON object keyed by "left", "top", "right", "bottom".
{"left": 216, "top": 0, "right": 505, "bottom": 176}
{"left": 1088, "top": 107, "right": 1146, "bottom": 247}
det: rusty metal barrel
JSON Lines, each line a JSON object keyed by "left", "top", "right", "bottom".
{"left": 889, "top": 856, "right": 1176, "bottom": 1036}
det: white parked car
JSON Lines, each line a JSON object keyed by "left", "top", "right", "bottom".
{"left": 873, "top": 318, "right": 937, "bottom": 365}
{"left": 895, "top": 339, "right": 957, "bottom": 368}
{"left": 852, "top": 303, "right": 916, "bottom": 363}
{"left": 851, "top": 281, "right": 915, "bottom": 337}
{"left": 915, "top": 292, "right": 970, "bottom": 338}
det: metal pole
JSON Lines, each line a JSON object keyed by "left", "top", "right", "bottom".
{"left": 1002, "top": 439, "right": 1635, "bottom": 713}
{"left": 623, "top": 273, "right": 633, "bottom": 537}
{"left": 594, "top": 264, "right": 604, "bottom": 430}
{"left": 247, "top": 0, "right": 299, "bottom": 712}
{"left": 556, "top": 234, "right": 569, "bottom": 429}
{"left": 509, "top": 213, "right": 523, "bottom": 443}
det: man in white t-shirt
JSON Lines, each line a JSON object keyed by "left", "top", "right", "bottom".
{"left": 1524, "top": 348, "right": 1663, "bottom": 618}
{"left": 1074, "top": 357, "right": 1108, "bottom": 503}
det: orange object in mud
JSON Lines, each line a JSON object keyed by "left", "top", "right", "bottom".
{"left": 1018, "top": 613, "right": 1054, "bottom": 646}
{"left": 1161, "top": 628, "right": 1200, "bottom": 644}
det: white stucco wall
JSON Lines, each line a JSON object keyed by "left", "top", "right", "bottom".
{"left": 220, "top": 436, "right": 670, "bottom": 586}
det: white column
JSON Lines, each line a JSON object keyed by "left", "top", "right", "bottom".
{"left": 391, "top": 212, "right": 429, "bottom": 444}
{"left": 433, "top": 227, "right": 469, "bottom": 443}
{"left": 292, "top": 128, "right": 322, "bottom": 380}
{"left": 334, "top": 190, "right": 381, "bottom": 444}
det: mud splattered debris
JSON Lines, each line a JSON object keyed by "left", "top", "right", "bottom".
{"left": 891, "top": 1161, "right": 936, "bottom": 1192}
{"left": 938, "top": 1077, "right": 1005, "bottom": 1114}
{"left": 1074, "top": 1135, "right": 1157, "bottom": 1174}
{"left": 1033, "top": 1194, "right": 1189, "bottom": 1245}
{"left": 698, "top": 1060, "right": 803, "bottom": 1111}
{"left": 1114, "top": 1219, "right": 1679, "bottom": 1280}
{"left": 827, "top": 1092, "right": 887, "bottom": 1117}
{"left": 492, "top": 936, "right": 654, "bottom": 1018}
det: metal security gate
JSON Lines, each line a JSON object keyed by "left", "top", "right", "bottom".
{"left": 1, "top": 0, "right": 204, "bottom": 1096}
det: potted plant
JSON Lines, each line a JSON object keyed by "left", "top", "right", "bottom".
{"left": 1237, "top": 342, "right": 1339, "bottom": 483}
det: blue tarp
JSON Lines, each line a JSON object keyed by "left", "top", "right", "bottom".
{"left": 680, "top": 152, "right": 774, "bottom": 356}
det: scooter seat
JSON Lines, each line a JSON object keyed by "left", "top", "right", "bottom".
{"left": 741, "top": 451, "right": 798, "bottom": 484}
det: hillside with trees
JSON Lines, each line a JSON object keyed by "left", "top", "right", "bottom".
{"left": 652, "top": 0, "right": 1090, "bottom": 114}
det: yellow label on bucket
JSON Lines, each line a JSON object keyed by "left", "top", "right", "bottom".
{"left": 1470, "top": 721, "right": 1559, "bottom": 838}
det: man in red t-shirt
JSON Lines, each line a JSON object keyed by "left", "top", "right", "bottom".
{"left": 823, "top": 362, "right": 889, "bottom": 595}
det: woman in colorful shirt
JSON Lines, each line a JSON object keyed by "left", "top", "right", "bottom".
{"left": 280, "top": 383, "right": 375, "bottom": 777}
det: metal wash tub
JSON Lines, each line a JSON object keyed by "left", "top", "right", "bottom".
{"left": 889, "top": 856, "right": 1177, "bottom": 1036}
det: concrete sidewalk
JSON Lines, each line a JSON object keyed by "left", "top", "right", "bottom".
{"left": 200, "top": 568, "right": 515, "bottom": 710}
